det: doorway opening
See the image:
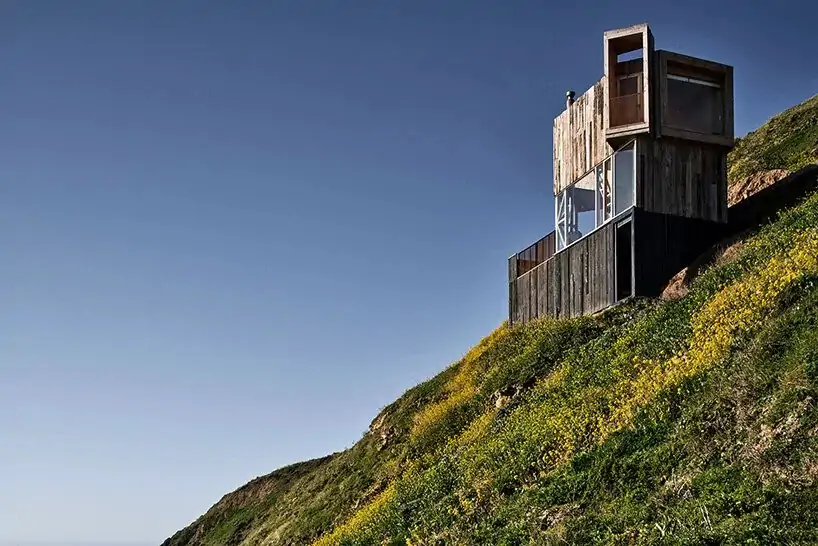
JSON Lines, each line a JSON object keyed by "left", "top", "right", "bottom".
{"left": 615, "top": 220, "right": 633, "bottom": 301}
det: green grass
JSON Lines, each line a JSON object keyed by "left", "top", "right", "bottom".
{"left": 308, "top": 189, "right": 818, "bottom": 546}
{"left": 729, "top": 93, "right": 818, "bottom": 183}
{"left": 163, "top": 95, "right": 818, "bottom": 546}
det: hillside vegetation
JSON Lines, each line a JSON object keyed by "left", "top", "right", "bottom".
{"left": 729, "top": 93, "right": 818, "bottom": 183}
{"left": 163, "top": 94, "right": 818, "bottom": 546}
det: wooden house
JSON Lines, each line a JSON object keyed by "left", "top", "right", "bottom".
{"left": 508, "top": 23, "right": 734, "bottom": 324}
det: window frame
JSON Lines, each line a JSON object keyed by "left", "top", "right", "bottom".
{"left": 555, "top": 139, "right": 637, "bottom": 253}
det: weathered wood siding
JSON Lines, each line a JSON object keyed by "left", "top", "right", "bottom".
{"left": 554, "top": 78, "right": 612, "bottom": 194}
{"left": 632, "top": 209, "right": 727, "bottom": 297}
{"left": 509, "top": 221, "right": 616, "bottom": 324}
{"left": 509, "top": 208, "right": 730, "bottom": 324}
{"left": 636, "top": 136, "right": 728, "bottom": 223}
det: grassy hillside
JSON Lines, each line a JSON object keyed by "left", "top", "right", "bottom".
{"left": 163, "top": 94, "right": 818, "bottom": 546}
{"left": 728, "top": 93, "right": 818, "bottom": 183}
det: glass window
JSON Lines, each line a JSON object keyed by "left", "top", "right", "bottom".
{"left": 572, "top": 171, "right": 596, "bottom": 241}
{"left": 666, "top": 74, "right": 723, "bottom": 135}
{"left": 556, "top": 191, "right": 567, "bottom": 250}
{"left": 565, "top": 186, "right": 579, "bottom": 246}
{"left": 618, "top": 74, "right": 640, "bottom": 96}
{"left": 596, "top": 159, "right": 612, "bottom": 225}
{"left": 554, "top": 140, "right": 636, "bottom": 252}
{"left": 614, "top": 142, "right": 635, "bottom": 215}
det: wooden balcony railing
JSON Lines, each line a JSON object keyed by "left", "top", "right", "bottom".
{"left": 509, "top": 231, "right": 556, "bottom": 280}
{"left": 609, "top": 93, "right": 644, "bottom": 127}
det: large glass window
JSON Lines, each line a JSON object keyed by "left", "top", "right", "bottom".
{"left": 555, "top": 191, "right": 567, "bottom": 250}
{"left": 596, "top": 157, "right": 612, "bottom": 225}
{"left": 572, "top": 170, "right": 596, "bottom": 243}
{"left": 556, "top": 141, "right": 636, "bottom": 251}
{"left": 614, "top": 141, "right": 635, "bottom": 215}
{"left": 618, "top": 74, "right": 640, "bottom": 96}
{"left": 666, "top": 74, "right": 724, "bottom": 135}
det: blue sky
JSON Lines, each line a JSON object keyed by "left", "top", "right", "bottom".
{"left": 1, "top": 0, "right": 816, "bottom": 543}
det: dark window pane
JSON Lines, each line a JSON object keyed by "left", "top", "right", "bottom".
{"left": 618, "top": 75, "right": 639, "bottom": 96}
{"left": 666, "top": 76, "right": 723, "bottom": 134}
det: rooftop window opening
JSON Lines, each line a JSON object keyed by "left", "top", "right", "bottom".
{"left": 617, "top": 49, "right": 643, "bottom": 63}
{"left": 556, "top": 140, "right": 636, "bottom": 251}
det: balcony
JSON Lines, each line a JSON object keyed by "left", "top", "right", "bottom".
{"left": 609, "top": 93, "right": 644, "bottom": 127}
{"left": 508, "top": 140, "right": 637, "bottom": 285}
{"left": 509, "top": 232, "right": 556, "bottom": 280}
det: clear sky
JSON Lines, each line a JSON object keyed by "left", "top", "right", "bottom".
{"left": 1, "top": 0, "right": 816, "bottom": 543}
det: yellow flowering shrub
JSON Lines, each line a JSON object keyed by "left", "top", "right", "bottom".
{"left": 456, "top": 228, "right": 818, "bottom": 508}
{"left": 450, "top": 409, "right": 495, "bottom": 450}
{"left": 606, "top": 228, "right": 818, "bottom": 440}
{"left": 409, "top": 325, "right": 507, "bottom": 441}
{"left": 311, "top": 484, "right": 396, "bottom": 546}
{"left": 690, "top": 228, "right": 818, "bottom": 368}
{"left": 310, "top": 226, "right": 818, "bottom": 546}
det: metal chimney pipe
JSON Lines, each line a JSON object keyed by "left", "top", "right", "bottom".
{"left": 566, "top": 90, "right": 576, "bottom": 108}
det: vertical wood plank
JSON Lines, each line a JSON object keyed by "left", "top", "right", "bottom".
{"left": 554, "top": 79, "right": 612, "bottom": 194}
{"left": 642, "top": 138, "right": 729, "bottom": 224}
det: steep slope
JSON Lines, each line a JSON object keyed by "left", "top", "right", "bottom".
{"left": 728, "top": 93, "right": 818, "bottom": 184}
{"left": 163, "top": 93, "right": 818, "bottom": 546}
{"left": 164, "top": 456, "right": 334, "bottom": 546}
